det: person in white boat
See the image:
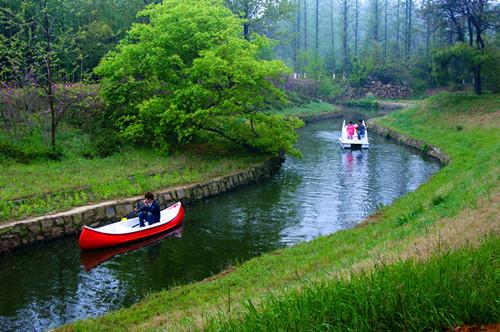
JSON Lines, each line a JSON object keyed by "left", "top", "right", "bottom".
{"left": 134, "top": 192, "right": 161, "bottom": 227}
{"left": 357, "top": 120, "right": 366, "bottom": 140}
{"left": 346, "top": 121, "right": 355, "bottom": 139}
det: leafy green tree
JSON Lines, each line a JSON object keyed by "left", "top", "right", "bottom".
{"left": 432, "top": 43, "right": 496, "bottom": 92}
{"left": 96, "top": 0, "right": 302, "bottom": 157}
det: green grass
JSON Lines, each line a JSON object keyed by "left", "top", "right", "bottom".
{"left": 0, "top": 147, "right": 266, "bottom": 222}
{"left": 63, "top": 93, "right": 499, "bottom": 331}
{"left": 272, "top": 101, "right": 337, "bottom": 117}
{"left": 208, "top": 236, "right": 500, "bottom": 331}
{"left": 338, "top": 96, "right": 379, "bottom": 108}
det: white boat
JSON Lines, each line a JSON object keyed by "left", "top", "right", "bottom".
{"left": 339, "top": 120, "right": 370, "bottom": 149}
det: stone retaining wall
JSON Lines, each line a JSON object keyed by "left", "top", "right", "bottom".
{"left": 367, "top": 121, "right": 450, "bottom": 165}
{"left": 0, "top": 157, "right": 283, "bottom": 253}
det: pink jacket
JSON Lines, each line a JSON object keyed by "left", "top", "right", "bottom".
{"left": 347, "top": 124, "right": 355, "bottom": 135}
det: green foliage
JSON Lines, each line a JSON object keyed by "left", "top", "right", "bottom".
{"left": 299, "top": 50, "right": 326, "bottom": 80}
{"left": 210, "top": 237, "right": 500, "bottom": 331}
{"left": 343, "top": 96, "right": 379, "bottom": 108}
{"left": 349, "top": 57, "right": 376, "bottom": 87}
{"left": 432, "top": 43, "right": 494, "bottom": 89}
{"left": 318, "top": 78, "right": 347, "bottom": 100}
{"left": 96, "top": 0, "right": 301, "bottom": 157}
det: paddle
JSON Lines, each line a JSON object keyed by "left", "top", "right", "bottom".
{"left": 121, "top": 210, "right": 136, "bottom": 221}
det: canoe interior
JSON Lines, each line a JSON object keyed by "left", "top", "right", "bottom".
{"left": 91, "top": 203, "right": 181, "bottom": 235}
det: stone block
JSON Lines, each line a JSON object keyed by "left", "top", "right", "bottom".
{"left": 184, "top": 187, "right": 192, "bottom": 200}
{"left": 26, "top": 221, "right": 42, "bottom": 235}
{"left": 83, "top": 209, "right": 97, "bottom": 226}
{"left": 64, "top": 222, "right": 78, "bottom": 234}
{"left": 73, "top": 213, "right": 83, "bottom": 226}
{"left": 95, "top": 206, "right": 106, "bottom": 221}
{"left": 105, "top": 207, "right": 116, "bottom": 219}
{"left": 41, "top": 218, "right": 54, "bottom": 230}
{"left": 116, "top": 204, "right": 133, "bottom": 217}
{"left": 176, "top": 189, "right": 185, "bottom": 200}
{"left": 163, "top": 192, "right": 172, "bottom": 202}
{"left": 170, "top": 190, "right": 178, "bottom": 200}
{"left": 55, "top": 217, "right": 65, "bottom": 226}
{"left": 209, "top": 183, "right": 219, "bottom": 195}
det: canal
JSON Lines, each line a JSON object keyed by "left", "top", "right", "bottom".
{"left": 0, "top": 111, "right": 441, "bottom": 331}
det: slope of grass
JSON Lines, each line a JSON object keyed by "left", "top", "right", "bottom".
{"left": 272, "top": 101, "right": 337, "bottom": 117}
{"left": 208, "top": 236, "right": 499, "bottom": 331}
{"left": 64, "top": 93, "right": 499, "bottom": 331}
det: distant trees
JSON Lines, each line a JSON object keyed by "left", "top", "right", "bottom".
{"left": 0, "top": 0, "right": 108, "bottom": 148}
{"left": 224, "top": 0, "right": 294, "bottom": 39}
{"left": 0, "top": 0, "right": 152, "bottom": 82}
{"left": 276, "top": 0, "right": 498, "bottom": 94}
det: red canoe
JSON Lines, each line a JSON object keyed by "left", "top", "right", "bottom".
{"left": 80, "top": 226, "right": 184, "bottom": 271}
{"left": 79, "top": 202, "right": 185, "bottom": 250}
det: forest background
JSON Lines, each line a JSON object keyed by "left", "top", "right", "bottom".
{"left": 0, "top": 0, "right": 498, "bottom": 161}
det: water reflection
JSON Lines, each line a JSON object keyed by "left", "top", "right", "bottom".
{"left": 0, "top": 113, "right": 440, "bottom": 332}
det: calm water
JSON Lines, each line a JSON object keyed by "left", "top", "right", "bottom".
{"left": 0, "top": 111, "right": 441, "bottom": 331}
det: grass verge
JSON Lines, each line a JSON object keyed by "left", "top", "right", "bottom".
{"left": 208, "top": 236, "right": 499, "bottom": 331}
{"left": 0, "top": 146, "right": 267, "bottom": 222}
{"left": 271, "top": 101, "right": 336, "bottom": 117}
{"left": 62, "top": 93, "right": 499, "bottom": 331}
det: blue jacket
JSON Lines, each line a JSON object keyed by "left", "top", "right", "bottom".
{"left": 137, "top": 200, "right": 161, "bottom": 223}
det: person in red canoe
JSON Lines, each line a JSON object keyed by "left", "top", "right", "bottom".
{"left": 135, "top": 192, "right": 161, "bottom": 227}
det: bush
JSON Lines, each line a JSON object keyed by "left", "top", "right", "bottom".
{"left": 318, "top": 78, "right": 347, "bottom": 100}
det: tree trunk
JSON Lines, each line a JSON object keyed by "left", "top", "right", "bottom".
{"left": 396, "top": 0, "right": 400, "bottom": 58}
{"left": 407, "top": 0, "right": 412, "bottom": 57}
{"left": 342, "top": 0, "right": 348, "bottom": 74}
{"left": 467, "top": 16, "right": 473, "bottom": 46}
{"left": 315, "top": 0, "right": 319, "bottom": 55}
{"left": 243, "top": 22, "right": 249, "bottom": 40}
{"left": 384, "top": 0, "right": 387, "bottom": 59}
{"left": 42, "top": 0, "right": 57, "bottom": 148}
{"left": 354, "top": 0, "right": 358, "bottom": 56}
{"left": 304, "top": 0, "right": 307, "bottom": 50}
{"left": 330, "top": 0, "right": 336, "bottom": 75}
{"left": 295, "top": 0, "right": 301, "bottom": 72}
{"left": 473, "top": 65, "right": 481, "bottom": 95}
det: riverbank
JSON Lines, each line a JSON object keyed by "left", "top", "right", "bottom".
{"left": 1, "top": 101, "right": 336, "bottom": 223}
{"left": 0, "top": 157, "right": 283, "bottom": 253}
{"left": 0, "top": 101, "right": 342, "bottom": 252}
{"left": 64, "top": 93, "right": 499, "bottom": 331}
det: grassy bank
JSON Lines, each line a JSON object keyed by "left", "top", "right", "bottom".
{"left": 209, "top": 237, "right": 499, "bottom": 331}
{"left": 0, "top": 101, "right": 331, "bottom": 222}
{"left": 64, "top": 93, "right": 499, "bottom": 331}
{"left": 272, "top": 101, "right": 336, "bottom": 117}
{"left": 0, "top": 146, "right": 267, "bottom": 222}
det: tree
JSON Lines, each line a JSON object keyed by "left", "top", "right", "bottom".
{"left": 96, "top": 0, "right": 302, "bottom": 157}
{"left": 428, "top": 0, "right": 498, "bottom": 94}
{"left": 224, "top": 0, "right": 294, "bottom": 40}
{"left": 339, "top": 0, "right": 350, "bottom": 75}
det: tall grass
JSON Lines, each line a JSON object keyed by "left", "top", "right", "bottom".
{"left": 208, "top": 237, "right": 500, "bottom": 332}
